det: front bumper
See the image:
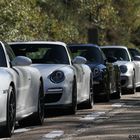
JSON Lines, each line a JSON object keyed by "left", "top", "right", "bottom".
{"left": 120, "top": 75, "right": 133, "bottom": 89}
{"left": 44, "top": 83, "right": 73, "bottom": 107}
{"left": 93, "top": 80, "right": 107, "bottom": 96}
{"left": 44, "top": 87, "right": 63, "bottom": 103}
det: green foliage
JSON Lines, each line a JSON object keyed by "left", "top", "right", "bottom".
{"left": 0, "top": 0, "right": 46, "bottom": 41}
{"left": 0, "top": 0, "right": 140, "bottom": 46}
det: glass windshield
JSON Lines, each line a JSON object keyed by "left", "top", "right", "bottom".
{"left": 69, "top": 46, "right": 105, "bottom": 64}
{"left": 11, "top": 44, "right": 70, "bottom": 64}
{"left": 101, "top": 48, "right": 130, "bottom": 61}
{"left": 129, "top": 48, "right": 140, "bottom": 57}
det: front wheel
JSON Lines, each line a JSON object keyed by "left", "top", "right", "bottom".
{"left": 68, "top": 79, "right": 77, "bottom": 114}
{"left": 85, "top": 93, "right": 94, "bottom": 109}
{"left": 0, "top": 86, "right": 16, "bottom": 138}
{"left": 129, "top": 75, "right": 136, "bottom": 94}
{"left": 85, "top": 77, "right": 94, "bottom": 109}
{"left": 103, "top": 82, "right": 110, "bottom": 102}
{"left": 33, "top": 81, "right": 45, "bottom": 125}
{"left": 113, "top": 80, "right": 121, "bottom": 99}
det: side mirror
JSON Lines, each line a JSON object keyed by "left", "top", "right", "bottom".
{"left": 72, "top": 56, "right": 87, "bottom": 64}
{"left": 107, "top": 56, "right": 117, "bottom": 63}
{"left": 11, "top": 56, "right": 32, "bottom": 66}
{"left": 133, "top": 55, "right": 140, "bottom": 61}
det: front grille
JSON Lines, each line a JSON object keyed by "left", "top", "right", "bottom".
{"left": 44, "top": 88, "right": 63, "bottom": 103}
{"left": 121, "top": 79, "right": 127, "bottom": 86}
{"left": 93, "top": 81, "right": 105, "bottom": 93}
{"left": 120, "top": 76, "right": 128, "bottom": 86}
{"left": 44, "top": 93, "right": 62, "bottom": 103}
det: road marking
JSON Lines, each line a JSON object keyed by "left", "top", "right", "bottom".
{"left": 42, "top": 130, "right": 64, "bottom": 139}
{"left": 112, "top": 103, "right": 124, "bottom": 107}
{"left": 14, "top": 128, "right": 31, "bottom": 134}
{"left": 80, "top": 111, "right": 105, "bottom": 121}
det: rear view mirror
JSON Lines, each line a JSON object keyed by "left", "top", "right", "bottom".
{"left": 11, "top": 56, "right": 32, "bottom": 66}
{"left": 72, "top": 56, "right": 87, "bottom": 64}
{"left": 107, "top": 56, "right": 117, "bottom": 63}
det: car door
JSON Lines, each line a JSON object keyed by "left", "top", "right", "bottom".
{"left": 5, "top": 44, "right": 32, "bottom": 116}
{"left": 74, "top": 63, "right": 89, "bottom": 103}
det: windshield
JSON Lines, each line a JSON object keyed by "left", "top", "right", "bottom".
{"left": 11, "top": 44, "right": 70, "bottom": 64}
{"left": 128, "top": 48, "right": 140, "bottom": 57}
{"left": 69, "top": 46, "right": 105, "bottom": 64}
{"left": 101, "top": 48, "right": 130, "bottom": 61}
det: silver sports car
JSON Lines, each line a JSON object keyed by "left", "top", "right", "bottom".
{"left": 10, "top": 41, "right": 94, "bottom": 115}
{"left": 0, "top": 41, "right": 44, "bottom": 137}
{"left": 101, "top": 46, "right": 140, "bottom": 94}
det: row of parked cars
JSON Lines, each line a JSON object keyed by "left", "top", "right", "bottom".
{"left": 0, "top": 41, "right": 140, "bottom": 137}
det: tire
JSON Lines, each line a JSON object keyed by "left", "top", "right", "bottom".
{"left": 18, "top": 82, "right": 44, "bottom": 126}
{"left": 103, "top": 92, "right": 110, "bottom": 102}
{"left": 129, "top": 75, "right": 136, "bottom": 94}
{"left": 0, "top": 86, "right": 16, "bottom": 137}
{"left": 114, "top": 78, "right": 121, "bottom": 99}
{"left": 114, "top": 89, "right": 121, "bottom": 99}
{"left": 103, "top": 82, "right": 110, "bottom": 102}
{"left": 33, "top": 81, "right": 44, "bottom": 125}
{"left": 68, "top": 79, "right": 77, "bottom": 115}
{"left": 85, "top": 93, "right": 94, "bottom": 109}
{"left": 85, "top": 77, "right": 94, "bottom": 109}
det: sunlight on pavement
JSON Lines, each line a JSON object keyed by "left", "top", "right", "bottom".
{"left": 42, "top": 130, "right": 64, "bottom": 139}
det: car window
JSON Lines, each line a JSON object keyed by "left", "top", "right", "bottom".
{"left": 102, "top": 48, "right": 130, "bottom": 61}
{"left": 11, "top": 44, "right": 70, "bottom": 64}
{"left": 5, "top": 43, "right": 15, "bottom": 61}
{"left": 0, "top": 44, "right": 7, "bottom": 67}
{"left": 129, "top": 48, "right": 140, "bottom": 57}
{"left": 69, "top": 46, "right": 105, "bottom": 64}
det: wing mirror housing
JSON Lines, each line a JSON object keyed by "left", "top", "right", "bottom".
{"left": 11, "top": 56, "right": 32, "bottom": 66}
{"left": 107, "top": 56, "right": 117, "bottom": 63}
{"left": 72, "top": 56, "right": 87, "bottom": 64}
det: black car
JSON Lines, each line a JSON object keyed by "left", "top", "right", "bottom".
{"left": 68, "top": 44, "right": 121, "bottom": 102}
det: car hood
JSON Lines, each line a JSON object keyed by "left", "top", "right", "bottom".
{"left": 87, "top": 63, "right": 106, "bottom": 70}
{"left": 114, "top": 61, "right": 132, "bottom": 66}
{"left": 31, "top": 64, "right": 68, "bottom": 76}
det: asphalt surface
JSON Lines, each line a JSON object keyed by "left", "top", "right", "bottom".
{"left": 1, "top": 92, "right": 140, "bottom": 140}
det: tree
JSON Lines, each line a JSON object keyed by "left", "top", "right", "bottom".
{"left": 0, "top": 0, "right": 46, "bottom": 41}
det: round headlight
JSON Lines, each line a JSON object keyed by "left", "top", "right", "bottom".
{"left": 50, "top": 70, "right": 65, "bottom": 83}
{"left": 120, "top": 65, "right": 127, "bottom": 73}
{"left": 93, "top": 67, "right": 100, "bottom": 77}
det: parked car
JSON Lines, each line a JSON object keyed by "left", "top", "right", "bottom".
{"left": 0, "top": 41, "right": 44, "bottom": 137}
{"left": 68, "top": 44, "right": 121, "bottom": 102}
{"left": 101, "top": 46, "right": 140, "bottom": 94}
{"left": 9, "top": 41, "right": 94, "bottom": 115}
{"left": 128, "top": 48, "right": 140, "bottom": 61}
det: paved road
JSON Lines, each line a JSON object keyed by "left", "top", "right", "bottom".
{"left": 1, "top": 92, "right": 140, "bottom": 140}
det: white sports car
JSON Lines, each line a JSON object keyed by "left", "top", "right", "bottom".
{"left": 0, "top": 41, "right": 44, "bottom": 137}
{"left": 101, "top": 46, "right": 140, "bottom": 94}
{"left": 10, "top": 41, "right": 94, "bottom": 115}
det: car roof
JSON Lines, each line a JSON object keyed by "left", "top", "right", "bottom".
{"left": 100, "top": 46, "right": 127, "bottom": 49}
{"left": 9, "top": 41, "right": 66, "bottom": 47}
{"left": 68, "top": 44, "right": 99, "bottom": 48}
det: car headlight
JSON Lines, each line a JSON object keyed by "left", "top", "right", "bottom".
{"left": 120, "top": 65, "right": 128, "bottom": 73}
{"left": 93, "top": 67, "right": 100, "bottom": 77}
{"left": 50, "top": 70, "right": 65, "bottom": 83}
